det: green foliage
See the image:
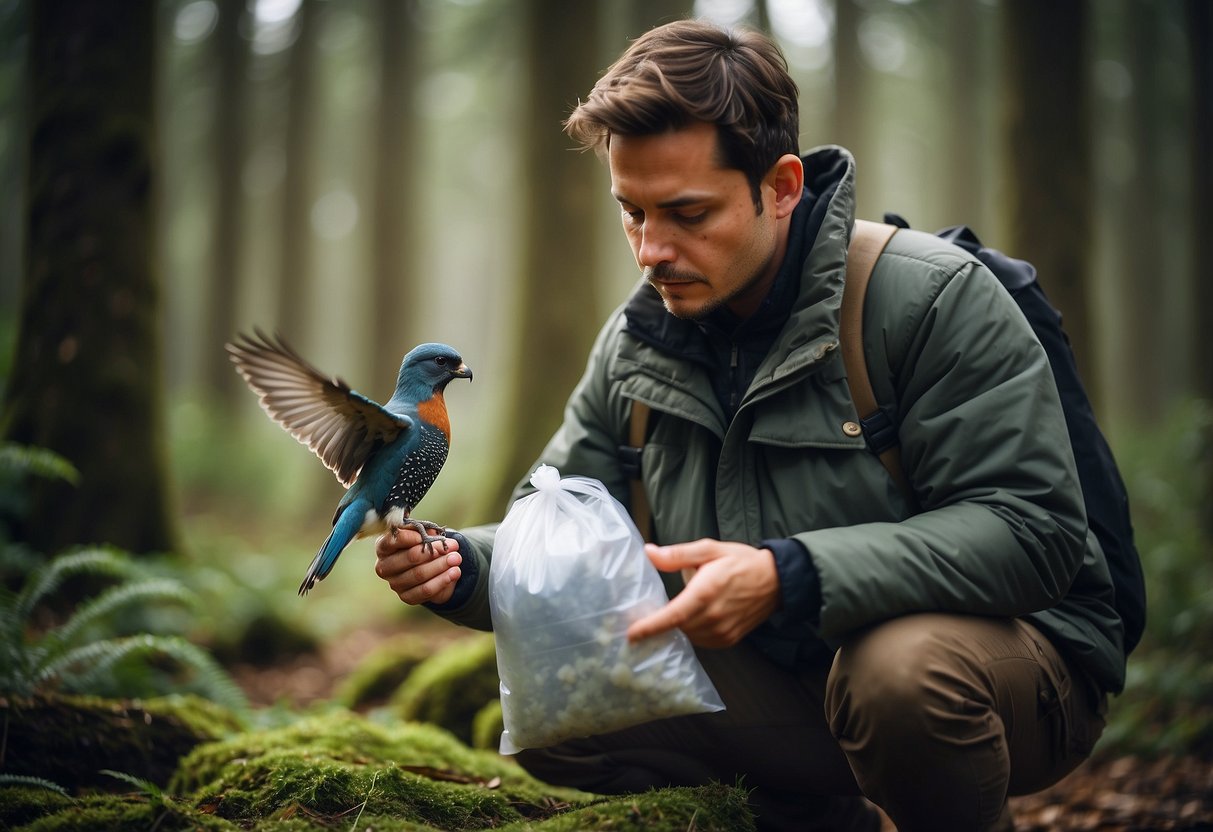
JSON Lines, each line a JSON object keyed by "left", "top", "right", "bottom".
{"left": 99, "top": 769, "right": 165, "bottom": 803}
{"left": 0, "top": 776, "right": 71, "bottom": 799}
{"left": 0, "top": 442, "right": 80, "bottom": 487}
{"left": 1101, "top": 399, "right": 1213, "bottom": 756}
{"left": 1119, "top": 399, "right": 1213, "bottom": 649}
{"left": 0, "top": 546, "right": 249, "bottom": 716}
{"left": 0, "top": 442, "right": 79, "bottom": 561}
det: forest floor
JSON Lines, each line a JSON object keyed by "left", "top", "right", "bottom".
{"left": 230, "top": 625, "right": 1213, "bottom": 832}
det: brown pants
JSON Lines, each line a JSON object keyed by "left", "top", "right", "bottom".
{"left": 515, "top": 614, "right": 1107, "bottom": 832}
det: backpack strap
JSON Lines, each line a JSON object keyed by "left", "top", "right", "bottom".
{"left": 624, "top": 219, "right": 917, "bottom": 538}
{"left": 842, "top": 220, "right": 919, "bottom": 509}
{"left": 624, "top": 399, "right": 654, "bottom": 543}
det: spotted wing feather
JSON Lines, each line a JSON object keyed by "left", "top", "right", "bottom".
{"left": 226, "top": 330, "right": 411, "bottom": 486}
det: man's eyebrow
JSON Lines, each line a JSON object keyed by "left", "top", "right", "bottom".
{"left": 612, "top": 192, "right": 713, "bottom": 209}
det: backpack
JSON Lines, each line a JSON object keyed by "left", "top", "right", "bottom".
{"left": 843, "top": 216, "right": 1146, "bottom": 655}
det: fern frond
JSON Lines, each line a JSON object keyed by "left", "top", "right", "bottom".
{"left": 48, "top": 579, "right": 198, "bottom": 650}
{"left": 40, "top": 634, "right": 250, "bottom": 716}
{"left": 14, "top": 547, "right": 141, "bottom": 623}
{"left": 99, "top": 769, "right": 164, "bottom": 801}
{"left": 0, "top": 442, "right": 80, "bottom": 485}
{"left": 0, "top": 774, "right": 72, "bottom": 797}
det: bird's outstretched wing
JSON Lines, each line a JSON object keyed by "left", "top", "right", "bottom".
{"left": 226, "top": 330, "right": 412, "bottom": 486}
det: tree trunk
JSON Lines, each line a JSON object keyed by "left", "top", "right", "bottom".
{"left": 205, "top": 0, "right": 251, "bottom": 403}
{"left": 1187, "top": 0, "right": 1213, "bottom": 539}
{"left": 833, "top": 0, "right": 875, "bottom": 217}
{"left": 998, "top": 1, "right": 1095, "bottom": 393}
{"left": 1117, "top": 0, "right": 1165, "bottom": 425}
{"left": 3, "top": 0, "right": 176, "bottom": 555}
{"left": 369, "top": 0, "right": 422, "bottom": 386}
{"left": 489, "top": 0, "right": 603, "bottom": 511}
{"left": 944, "top": 1, "right": 983, "bottom": 225}
{"left": 1189, "top": 0, "right": 1213, "bottom": 404}
{"left": 276, "top": 0, "right": 320, "bottom": 343}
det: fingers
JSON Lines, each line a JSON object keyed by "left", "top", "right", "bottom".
{"left": 643, "top": 539, "right": 722, "bottom": 571}
{"left": 374, "top": 528, "right": 462, "bottom": 606}
{"left": 627, "top": 592, "right": 694, "bottom": 643}
{"left": 628, "top": 541, "right": 780, "bottom": 648}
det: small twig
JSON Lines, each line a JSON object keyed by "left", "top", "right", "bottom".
{"left": 349, "top": 770, "right": 379, "bottom": 832}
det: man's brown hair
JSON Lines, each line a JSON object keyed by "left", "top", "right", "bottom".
{"left": 564, "top": 19, "right": 800, "bottom": 209}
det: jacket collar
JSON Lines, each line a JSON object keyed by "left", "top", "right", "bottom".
{"left": 621, "top": 145, "right": 858, "bottom": 387}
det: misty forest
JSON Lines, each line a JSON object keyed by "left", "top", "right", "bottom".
{"left": 0, "top": 0, "right": 1211, "bottom": 829}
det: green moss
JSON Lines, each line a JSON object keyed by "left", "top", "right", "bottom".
{"left": 471, "top": 698, "right": 504, "bottom": 751}
{"left": 191, "top": 754, "right": 522, "bottom": 829}
{"left": 12, "top": 793, "right": 237, "bottom": 831}
{"left": 0, "top": 692, "right": 243, "bottom": 789}
{"left": 332, "top": 634, "right": 433, "bottom": 710}
{"left": 499, "top": 784, "right": 757, "bottom": 832}
{"left": 0, "top": 785, "right": 74, "bottom": 828}
{"left": 391, "top": 633, "right": 500, "bottom": 745}
{"left": 170, "top": 710, "right": 585, "bottom": 828}
{"left": 11, "top": 705, "right": 757, "bottom": 831}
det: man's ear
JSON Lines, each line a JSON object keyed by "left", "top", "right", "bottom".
{"left": 768, "top": 154, "right": 804, "bottom": 219}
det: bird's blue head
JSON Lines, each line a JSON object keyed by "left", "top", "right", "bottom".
{"left": 393, "top": 343, "right": 472, "bottom": 404}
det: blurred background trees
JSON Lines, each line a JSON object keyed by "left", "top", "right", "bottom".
{"left": 0, "top": 0, "right": 1208, "bottom": 652}
{"left": 3, "top": 0, "right": 176, "bottom": 556}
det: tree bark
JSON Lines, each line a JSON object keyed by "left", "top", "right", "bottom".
{"left": 489, "top": 0, "right": 603, "bottom": 511}
{"left": 833, "top": 0, "right": 875, "bottom": 217}
{"left": 369, "top": 0, "right": 422, "bottom": 386}
{"left": 1186, "top": 0, "right": 1213, "bottom": 538}
{"left": 4, "top": 0, "right": 176, "bottom": 555}
{"left": 205, "top": 0, "right": 251, "bottom": 403}
{"left": 1117, "top": 0, "right": 1164, "bottom": 425}
{"left": 1188, "top": 0, "right": 1213, "bottom": 404}
{"left": 276, "top": 0, "right": 320, "bottom": 343}
{"left": 999, "top": 1, "right": 1096, "bottom": 393}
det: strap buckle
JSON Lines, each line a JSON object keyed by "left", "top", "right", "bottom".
{"left": 617, "top": 445, "right": 643, "bottom": 480}
{"left": 859, "top": 407, "right": 899, "bottom": 455}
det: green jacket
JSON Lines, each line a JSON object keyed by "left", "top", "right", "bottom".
{"left": 443, "top": 146, "right": 1126, "bottom": 695}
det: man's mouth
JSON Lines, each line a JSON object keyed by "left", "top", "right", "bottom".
{"left": 645, "top": 265, "right": 704, "bottom": 286}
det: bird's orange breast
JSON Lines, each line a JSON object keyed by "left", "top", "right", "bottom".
{"left": 417, "top": 393, "right": 451, "bottom": 441}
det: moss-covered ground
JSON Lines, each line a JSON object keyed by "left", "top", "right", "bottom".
{"left": 1, "top": 639, "right": 757, "bottom": 831}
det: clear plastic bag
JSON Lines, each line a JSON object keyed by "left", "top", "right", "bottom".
{"left": 489, "top": 464, "right": 724, "bottom": 754}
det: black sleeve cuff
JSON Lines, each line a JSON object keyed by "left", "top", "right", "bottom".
{"left": 423, "top": 530, "right": 479, "bottom": 613}
{"left": 762, "top": 537, "right": 822, "bottom": 629}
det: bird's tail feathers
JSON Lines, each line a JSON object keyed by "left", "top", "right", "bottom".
{"left": 299, "top": 500, "right": 374, "bottom": 595}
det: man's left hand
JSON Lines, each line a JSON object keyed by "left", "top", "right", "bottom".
{"left": 626, "top": 539, "right": 780, "bottom": 648}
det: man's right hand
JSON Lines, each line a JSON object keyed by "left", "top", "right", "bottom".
{"left": 374, "top": 527, "right": 462, "bottom": 606}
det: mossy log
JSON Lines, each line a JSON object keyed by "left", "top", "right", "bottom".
{"left": 390, "top": 632, "right": 500, "bottom": 745}
{"left": 0, "top": 693, "right": 243, "bottom": 788}
{"left": 4, "top": 709, "right": 756, "bottom": 830}
{"left": 332, "top": 633, "right": 433, "bottom": 710}
{"left": 471, "top": 699, "right": 504, "bottom": 751}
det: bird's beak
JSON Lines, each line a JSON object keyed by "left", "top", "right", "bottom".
{"left": 453, "top": 363, "right": 473, "bottom": 382}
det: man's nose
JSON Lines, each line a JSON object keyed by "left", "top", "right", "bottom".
{"left": 637, "top": 225, "right": 675, "bottom": 268}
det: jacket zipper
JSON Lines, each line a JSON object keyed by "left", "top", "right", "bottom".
{"left": 727, "top": 342, "right": 740, "bottom": 415}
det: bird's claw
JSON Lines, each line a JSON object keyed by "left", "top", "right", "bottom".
{"left": 391, "top": 519, "right": 448, "bottom": 554}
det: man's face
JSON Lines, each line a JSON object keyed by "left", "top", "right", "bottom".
{"left": 608, "top": 121, "right": 783, "bottom": 321}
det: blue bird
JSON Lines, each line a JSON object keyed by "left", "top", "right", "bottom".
{"left": 226, "top": 331, "right": 472, "bottom": 595}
